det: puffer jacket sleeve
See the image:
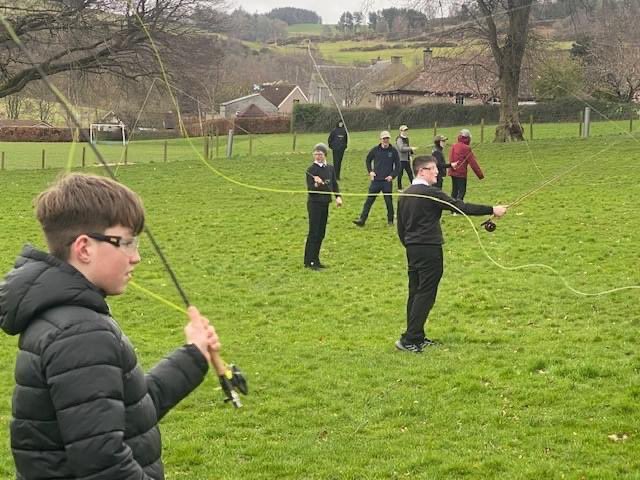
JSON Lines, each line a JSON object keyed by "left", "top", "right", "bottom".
{"left": 41, "top": 322, "right": 154, "bottom": 479}
{"left": 145, "top": 344, "right": 209, "bottom": 421}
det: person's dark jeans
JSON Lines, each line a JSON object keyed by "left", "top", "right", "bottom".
{"left": 401, "top": 245, "right": 444, "bottom": 345}
{"left": 397, "top": 161, "right": 414, "bottom": 190}
{"left": 332, "top": 148, "right": 346, "bottom": 180}
{"left": 451, "top": 177, "right": 467, "bottom": 200}
{"left": 358, "top": 180, "right": 394, "bottom": 223}
{"left": 304, "top": 201, "right": 329, "bottom": 266}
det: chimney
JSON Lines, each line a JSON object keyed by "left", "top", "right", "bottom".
{"left": 391, "top": 56, "right": 402, "bottom": 64}
{"left": 423, "top": 48, "right": 433, "bottom": 70}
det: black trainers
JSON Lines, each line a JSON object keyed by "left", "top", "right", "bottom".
{"left": 395, "top": 339, "right": 423, "bottom": 354}
{"left": 420, "top": 337, "right": 438, "bottom": 349}
{"left": 352, "top": 219, "right": 365, "bottom": 227}
{"left": 387, "top": 221, "right": 394, "bottom": 226}
{"left": 304, "top": 262, "right": 321, "bottom": 271}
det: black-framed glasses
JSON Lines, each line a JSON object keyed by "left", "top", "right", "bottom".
{"left": 86, "top": 233, "right": 140, "bottom": 254}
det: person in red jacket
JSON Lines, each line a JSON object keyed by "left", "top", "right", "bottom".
{"left": 447, "top": 128, "right": 484, "bottom": 201}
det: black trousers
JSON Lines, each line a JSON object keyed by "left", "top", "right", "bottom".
{"left": 358, "top": 180, "right": 394, "bottom": 223}
{"left": 304, "top": 201, "right": 329, "bottom": 266}
{"left": 451, "top": 177, "right": 467, "bottom": 200}
{"left": 332, "top": 148, "right": 346, "bottom": 180}
{"left": 397, "top": 161, "right": 414, "bottom": 190}
{"left": 401, "top": 244, "right": 444, "bottom": 345}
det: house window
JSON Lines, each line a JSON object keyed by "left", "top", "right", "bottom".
{"left": 455, "top": 94, "right": 465, "bottom": 105}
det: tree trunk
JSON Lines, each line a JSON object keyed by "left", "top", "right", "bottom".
{"left": 495, "top": 64, "right": 524, "bottom": 142}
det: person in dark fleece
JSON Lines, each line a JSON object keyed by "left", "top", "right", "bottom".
{"left": 304, "top": 143, "right": 343, "bottom": 270}
{"left": 327, "top": 120, "right": 348, "bottom": 181}
{"left": 353, "top": 130, "right": 400, "bottom": 227}
{"left": 395, "top": 156, "right": 507, "bottom": 353}
{"left": 0, "top": 173, "right": 220, "bottom": 479}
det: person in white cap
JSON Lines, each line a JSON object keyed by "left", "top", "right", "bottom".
{"left": 304, "top": 143, "right": 342, "bottom": 270}
{"left": 448, "top": 128, "right": 484, "bottom": 201}
{"left": 395, "top": 125, "right": 415, "bottom": 191}
{"left": 353, "top": 130, "right": 400, "bottom": 227}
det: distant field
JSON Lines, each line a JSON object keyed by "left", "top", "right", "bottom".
{"left": 282, "top": 39, "right": 482, "bottom": 66}
{"left": 286, "top": 23, "right": 337, "bottom": 35}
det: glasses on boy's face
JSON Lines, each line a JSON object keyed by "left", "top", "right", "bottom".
{"left": 86, "top": 233, "right": 140, "bottom": 254}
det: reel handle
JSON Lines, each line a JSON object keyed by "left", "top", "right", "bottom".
{"left": 209, "top": 348, "right": 248, "bottom": 408}
{"left": 480, "top": 217, "right": 497, "bottom": 232}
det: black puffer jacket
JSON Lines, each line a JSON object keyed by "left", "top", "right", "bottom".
{"left": 0, "top": 246, "right": 208, "bottom": 480}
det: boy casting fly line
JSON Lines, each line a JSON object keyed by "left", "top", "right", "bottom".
{"left": 0, "top": 173, "right": 220, "bottom": 479}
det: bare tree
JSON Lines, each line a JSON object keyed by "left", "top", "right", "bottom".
{"left": 409, "top": 0, "right": 534, "bottom": 142}
{"left": 476, "top": 0, "right": 534, "bottom": 141}
{"left": 4, "top": 94, "right": 22, "bottom": 119}
{"left": 26, "top": 80, "right": 57, "bottom": 122}
{"left": 0, "top": 0, "right": 225, "bottom": 100}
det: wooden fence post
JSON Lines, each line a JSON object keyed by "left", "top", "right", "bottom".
{"left": 82, "top": 147, "right": 86, "bottom": 168}
{"left": 292, "top": 132, "right": 297, "bottom": 152}
{"left": 204, "top": 136, "right": 209, "bottom": 159}
{"left": 529, "top": 114, "right": 533, "bottom": 140}
{"left": 249, "top": 134, "right": 253, "bottom": 156}
{"left": 215, "top": 127, "right": 220, "bottom": 158}
{"left": 164, "top": 141, "right": 168, "bottom": 162}
{"left": 124, "top": 145, "right": 128, "bottom": 165}
{"left": 579, "top": 111, "right": 583, "bottom": 137}
{"left": 630, "top": 112, "right": 634, "bottom": 133}
{"left": 1, "top": 151, "right": 4, "bottom": 170}
{"left": 433, "top": 121, "right": 437, "bottom": 138}
{"left": 41, "top": 149, "right": 45, "bottom": 169}
{"left": 480, "top": 118, "right": 485, "bottom": 143}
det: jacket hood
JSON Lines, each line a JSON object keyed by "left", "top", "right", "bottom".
{"left": 0, "top": 245, "right": 109, "bottom": 336}
{"left": 458, "top": 135, "right": 471, "bottom": 145}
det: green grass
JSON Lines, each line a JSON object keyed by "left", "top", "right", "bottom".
{"left": 1, "top": 129, "right": 640, "bottom": 478}
{"left": 0, "top": 118, "right": 635, "bottom": 170}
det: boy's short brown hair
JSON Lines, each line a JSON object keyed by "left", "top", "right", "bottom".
{"left": 412, "top": 155, "right": 436, "bottom": 175}
{"left": 36, "top": 173, "right": 145, "bottom": 260}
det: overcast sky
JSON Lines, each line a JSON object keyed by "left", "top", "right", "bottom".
{"left": 230, "top": 0, "right": 387, "bottom": 25}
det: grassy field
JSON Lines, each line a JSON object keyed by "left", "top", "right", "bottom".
{"left": 1, "top": 129, "right": 640, "bottom": 478}
{"left": 0, "top": 117, "right": 635, "bottom": 170}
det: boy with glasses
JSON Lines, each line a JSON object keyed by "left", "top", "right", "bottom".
{"left": 0, "top": 173, "right": 220, "bottom": 479}
{"left": 395, "top": 156, "right": 506, "bottom": 353}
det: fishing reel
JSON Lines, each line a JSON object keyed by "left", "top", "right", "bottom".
{"left": 218, "top": 364, "right": 248, "bottom": 408}
{"left": 480, "top": 218, "right": 497, "bottom": 232}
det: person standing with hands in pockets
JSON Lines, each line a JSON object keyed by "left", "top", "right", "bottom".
{"left": 305, "top": 143, "right": 342, "bottom": 270}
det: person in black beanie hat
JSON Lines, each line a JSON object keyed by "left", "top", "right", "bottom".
{"left": 304, "top": 143, "right": 343, "bottom": 270}
{"left": 328, "top": 121, "right": 348, "bottom": 180}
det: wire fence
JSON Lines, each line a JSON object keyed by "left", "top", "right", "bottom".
{"left": 0, "top": 116, "right": 637, "bottom": 171}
